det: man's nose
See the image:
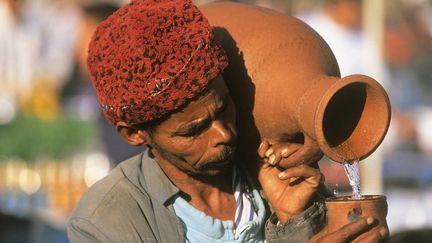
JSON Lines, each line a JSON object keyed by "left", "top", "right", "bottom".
{"left": 210, "top": 120, "right": 232, "bottom": 146}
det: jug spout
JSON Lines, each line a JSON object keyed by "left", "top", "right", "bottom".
{"left": 298, "top": 74, "right": 391, "bottom": 163}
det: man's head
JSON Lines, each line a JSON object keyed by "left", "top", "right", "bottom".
{"left": 122, "top": 75, "right": 237, "bottom": 176}
{"left": 87, "top": 0, "right": 235, "bottom": 175}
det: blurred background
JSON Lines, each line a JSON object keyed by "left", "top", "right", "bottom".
{"left": 0, "top": 0, "right": 431, "bottom": 242}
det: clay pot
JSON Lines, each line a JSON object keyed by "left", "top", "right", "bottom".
{"left": 322, "top": 195, "right": 388, "bottom": 241}
{"left": 201, "top": 3, "right": 391, "bottom": 163}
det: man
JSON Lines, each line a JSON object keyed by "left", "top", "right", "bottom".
{"left": 67, "top": 0, "right": 387, "bottom": 242}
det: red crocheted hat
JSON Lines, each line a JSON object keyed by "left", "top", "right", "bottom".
{"left": 87, "top": 0, "right": 228, "bottom": 125}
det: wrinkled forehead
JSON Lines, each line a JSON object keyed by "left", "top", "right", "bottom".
{"left": 179, "top": 75, "right": 228, "bottom": 115}
{"left": 161, "top": 75, "right": 229, "bottom": 125}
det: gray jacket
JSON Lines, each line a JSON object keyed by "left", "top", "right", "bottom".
{"left": 67, "top": 152, "right": 325, "bottom": 243}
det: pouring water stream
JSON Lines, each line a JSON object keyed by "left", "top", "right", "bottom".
{"left": 343, "top": 159, "right": 362, "bottom": 199}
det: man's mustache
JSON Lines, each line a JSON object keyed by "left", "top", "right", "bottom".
{"left": 205, "top": 145, "right": 236, "bottom": 165}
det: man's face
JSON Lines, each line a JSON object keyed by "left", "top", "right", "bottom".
{"left": 146, "top": 75, "right": 237, "bottom": 176}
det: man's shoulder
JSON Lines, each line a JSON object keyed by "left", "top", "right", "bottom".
{"left": 69, "top": 153, "right": 148, "bottom": 221}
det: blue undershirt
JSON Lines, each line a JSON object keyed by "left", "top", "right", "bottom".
{"left": 172, "top": 169, "right": 266, "bottom": 243}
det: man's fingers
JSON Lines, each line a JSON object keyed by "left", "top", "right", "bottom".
{"left": 353, "top": 226, "right": 388, "bottom": 243}
{"left": 278, "top": 145, "right": 322, "bottom": 168}
{"left": 277, "top": 165, "right": 321, "bottom": 186}
{"left": 310, "top": 218, "right": 384, "bottom": 243}
{"left": 265, "top": 148, "right": 274, "bottom": 158}
{"left": 280, "top": 144, "right": 301, "bottom": 158}
{"left": 277, "top": 165, "right": 319, "bottom": 179}
{"left": 279, "top": 135, "right": 322, "bottom": 168}
{"left": 258, "top": 140, "right": 270, "bottom": 158}
{"left": 268, "top": 153, "right": 282, "bottom": 165}
{"left": 330, "top": 217, "right": 376, "bottom": 242}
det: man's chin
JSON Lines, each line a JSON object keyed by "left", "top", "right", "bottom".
{"left": 203, "top": 150, "right": 236, "bottom": 168}
{"left": 199, "top": 164, "right": 233, "bottom": 177}
{"left": 194, "top": 158, "right": 235, "bottom": 176}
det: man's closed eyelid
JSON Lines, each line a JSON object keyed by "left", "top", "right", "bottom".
{"left": 176, "top": 119, "right": 211, "bottom": 137}
{"left": 216, "top": 99, "right": 230, "bottom": 115}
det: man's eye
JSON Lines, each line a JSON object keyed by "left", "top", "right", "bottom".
{"left": 218, "top": 103, "right": 228, "bottom": 114}
{"left": 180, "top": 128, "right": 202, "bottom": 137}
{"left": 178, "top": 123, "right": 209, "bottom": 137}
{"left": 217, "top": 98, "right": 233, "bottom": 115}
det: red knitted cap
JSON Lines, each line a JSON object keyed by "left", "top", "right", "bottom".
{"left": 87, "top": 0, "right": 228, "bottom": 125}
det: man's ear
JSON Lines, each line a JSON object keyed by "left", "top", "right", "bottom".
{"left": 116, "top": 121, "right": 151, "bottom": 146}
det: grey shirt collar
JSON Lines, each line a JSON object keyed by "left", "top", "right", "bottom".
{"left": 141, "top": 150, "right": 180, "bottom": 205}
{"left": 122, "top": 150, "right": 180, "bottom": 206}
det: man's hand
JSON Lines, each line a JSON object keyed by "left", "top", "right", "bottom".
{"left": 258, "top": 140, "right": 323, "bottom": 223}
{"left": 259, "top": 136, "right": 323, "bottom": 169}
{"left": 309, "top": 217, "right": 389, "bottom": 243}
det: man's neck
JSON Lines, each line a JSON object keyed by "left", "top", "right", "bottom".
{"left": 154, "top": 153, "right": 236, "bottom": 221}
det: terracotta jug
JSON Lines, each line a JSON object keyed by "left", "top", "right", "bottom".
{"left": 200, "top": 2, "right": 391, "bottom": 164}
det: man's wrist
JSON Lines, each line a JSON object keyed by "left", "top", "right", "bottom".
{"left": 275, "top": 210, "right": 302, "bottom": 224}
{"left": 274, "top": 200, "right": 313, "bottom": 223}
{"left": 265, "top": 202, "right": 327, "bottom": 242}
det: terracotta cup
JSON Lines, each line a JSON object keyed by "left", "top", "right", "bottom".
{"left": 323, "top": 195, "right": 388, "bottom": 238}
{"left": 201, "top": 3, "right": 391, "bottom": 163}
